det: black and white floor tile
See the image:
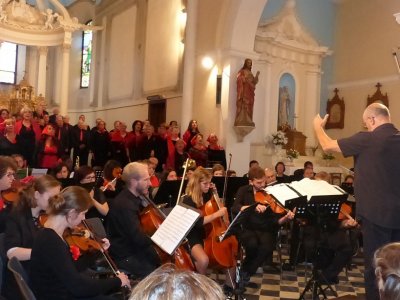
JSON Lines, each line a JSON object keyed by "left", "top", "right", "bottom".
{"left": 210, "top": 252, "right": 365, "bottom": 300}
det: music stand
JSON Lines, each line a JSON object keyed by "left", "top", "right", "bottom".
{"left": 298, "top": 195, "right": 346, "bottom": 300}
{"left": 220, "top": 204, "right": 257, "bottom": 300}
{"left": 153, "top": 180, "right": 188, "bottom": 207}
{"left": 212, "top": 177, "right": 248, "bottom": 219}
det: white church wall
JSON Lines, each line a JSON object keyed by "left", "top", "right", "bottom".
{"left": 143, "top": 0, "right": 181, "bottom": 93}
{"left": 331, "top": 0, "right": 400, "bottom": 140}
{"left": 107, "top": 5, "right": 137, "bottom": 101}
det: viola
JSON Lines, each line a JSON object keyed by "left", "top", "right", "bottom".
{"left": 254, "top": 190, "right": 287, "bottom": 214}
{"left": 203, "top": 187, "right": 238, "bottom": 268}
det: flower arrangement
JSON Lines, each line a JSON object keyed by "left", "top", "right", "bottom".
{"left": 287, "top": 149, "right": 299, "bottom": 159}
{"left": 271, "top": 131, "right": 288, "bottom": 146}
{"left": 322, "top": 152, "right": 335, "bottom": 160}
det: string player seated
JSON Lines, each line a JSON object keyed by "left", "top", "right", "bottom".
{"left": 106, "top": 162, "right": 160, "bottom": 279}
{"left": 30, "top": 186, "right": 130, "bottom": 300}
{"left": 232, "top": 166, "right": 294, "bottom": 286}
{"left": 300, "top": 172, "right": 358, "bottom": 284}
{"left": 181, "top": 167, "right": 235, "bottom": 293}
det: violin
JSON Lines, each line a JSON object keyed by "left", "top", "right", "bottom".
{"left": 254, "top": 190, "right": 287, "bottom": 214}
{"left": 38, "top": 214, "right": 101, "bottom": 252}
{"left": 2, "top": 179, "right": 23, "bottom": 204}
{"left": 338, "top": 202, "right": 356, "bottom": 222}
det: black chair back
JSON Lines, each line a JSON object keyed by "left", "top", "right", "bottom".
{"left": 7, "top": 257, "right": 36, "bottom": 300}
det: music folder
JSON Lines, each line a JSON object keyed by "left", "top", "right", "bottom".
{"left": 151, "top": 204, "right": 200, "bottom": 255}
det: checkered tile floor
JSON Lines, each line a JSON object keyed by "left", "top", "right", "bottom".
{"left": 210, "top": 252, "right": 365, "bottom": 300}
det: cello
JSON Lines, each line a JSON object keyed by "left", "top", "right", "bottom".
{"left": 140, "top": 159, "right": 196, "bottom": 271}
{"left": 140, "top": 195, "right": 195, "bottom": 271}
{"left": 203, "top": 154, "right": 238, "bottom": 268}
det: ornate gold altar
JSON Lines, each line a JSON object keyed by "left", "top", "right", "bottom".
{"left": 0, "top": 77, "right": 45, "bottom": 116}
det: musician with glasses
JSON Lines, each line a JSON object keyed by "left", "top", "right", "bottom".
{"left": 314, "top": 103, "right": 400, "bottom": 300}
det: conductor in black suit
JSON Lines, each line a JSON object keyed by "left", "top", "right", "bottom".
{"left": 314, "top": 103, "right": 400, "bottom": 300}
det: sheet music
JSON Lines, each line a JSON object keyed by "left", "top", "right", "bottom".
{"left": 31, "top": 168, "right": 48, "bottom": 177}
{"left": 265, "top": 183, "right": 301, "bottom": 204}
{"left": 151, "top": 204, "right": 200, "bottom": 255}
{"left": 265, "top": 179, "right": 346, "bottom": 202}
{"left": 291, "top": 178, "right": 344, "bottom": 200}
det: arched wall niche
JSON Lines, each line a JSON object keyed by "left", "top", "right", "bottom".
{"left": 278, "top": 72, "right": 296, "bottom": 129}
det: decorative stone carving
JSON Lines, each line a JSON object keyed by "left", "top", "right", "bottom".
{"left": 255, "top": 0, "right": 330, "bottom": 65}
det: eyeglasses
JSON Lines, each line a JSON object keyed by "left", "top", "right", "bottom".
{"left": 84, "top": 176, "right": 96, "bottom": 180}
{"left": 6, "top": 172, "right": 15, "bottom": 178}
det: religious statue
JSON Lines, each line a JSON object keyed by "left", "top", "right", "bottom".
{"left": 235, "top": 58, "right": 260, "bottom": 126}
{"left": 278, "top": 86, "right": 290, "bottom": 128}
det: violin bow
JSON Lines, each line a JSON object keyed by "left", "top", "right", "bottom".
{"left": 81, "top": 220, "right": 131, "bottom": 292}
{"left": 222, "top": 153, "right": 232, "bottom": 205}
{"left": 176, "top": 158, "right": 191, "bottom": 206}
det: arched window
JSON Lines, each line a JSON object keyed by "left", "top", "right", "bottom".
{"left": 0, "top": 42, "right": 17, "bottom": 84}
{"left": 80, "top": 20, "right": 93, "bottom": 88}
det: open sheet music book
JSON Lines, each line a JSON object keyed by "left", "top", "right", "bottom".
{"left": 265, "top": 178, "right": 346, "bottom": 204}
{"left": 151, "top": 204, "right": 200, "bottom": 255}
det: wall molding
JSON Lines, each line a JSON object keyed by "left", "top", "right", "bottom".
{"left": 328, "top": 74, "right": 400, "bottom": 90}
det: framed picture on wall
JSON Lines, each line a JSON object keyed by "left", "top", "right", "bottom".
{"left": 330, "top": 173, "right": 342, "bottom": 186}
{"left": 325, "top": 88, "right": 345, "bottom": 129}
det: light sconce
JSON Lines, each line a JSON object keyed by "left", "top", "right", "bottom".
{"left": 201, "top": 56, "right": 214, "bottom": 70}
{"left": 392, "top": 49, "right": 400, "bottom": 73}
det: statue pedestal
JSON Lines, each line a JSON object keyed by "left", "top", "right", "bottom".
{"left": 234, "top": 125, "right": 255, "bottom": 142}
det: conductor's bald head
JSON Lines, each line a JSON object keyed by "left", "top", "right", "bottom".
{"left": 363, "top": 103, "right": 390, "bottom": 131}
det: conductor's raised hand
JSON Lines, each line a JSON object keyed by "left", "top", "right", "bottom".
{"left": 313, "top": 114, "right": 329, "bottom": 129}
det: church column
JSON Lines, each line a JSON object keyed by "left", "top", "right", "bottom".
{"left": 181, "top": 0, "right": 197, "bottom": 128}
{"left": 36, "top": 46, "right": 48, "bottom": 97}
{"left": 59, "top": 43, "right": 71, "bottom": 115}
{"left": 303, "top": 69, "right": 322, "bottom": 146}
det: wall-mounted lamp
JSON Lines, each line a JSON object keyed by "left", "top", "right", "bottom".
{"left": 392, "top": 48, "right": 400, "bottom": 73}
{"left": 201, "top": 56, "right": 214, "bottom": 69}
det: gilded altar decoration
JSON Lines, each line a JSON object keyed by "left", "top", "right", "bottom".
{"left": 0, "top": 77, "right": 45, "bottom": 115}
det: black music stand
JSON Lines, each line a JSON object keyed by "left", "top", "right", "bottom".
{"left": 298, "top": 195, "right": 346, "bottom": 300}
{"left": 153, "top": 180, "right": 188, "bottom": 207}
{"left": 212, "top": 177, "right": 248, "bottom": 218}
{"left": 220, "top": 204, "right": 257, "bottom": 300}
